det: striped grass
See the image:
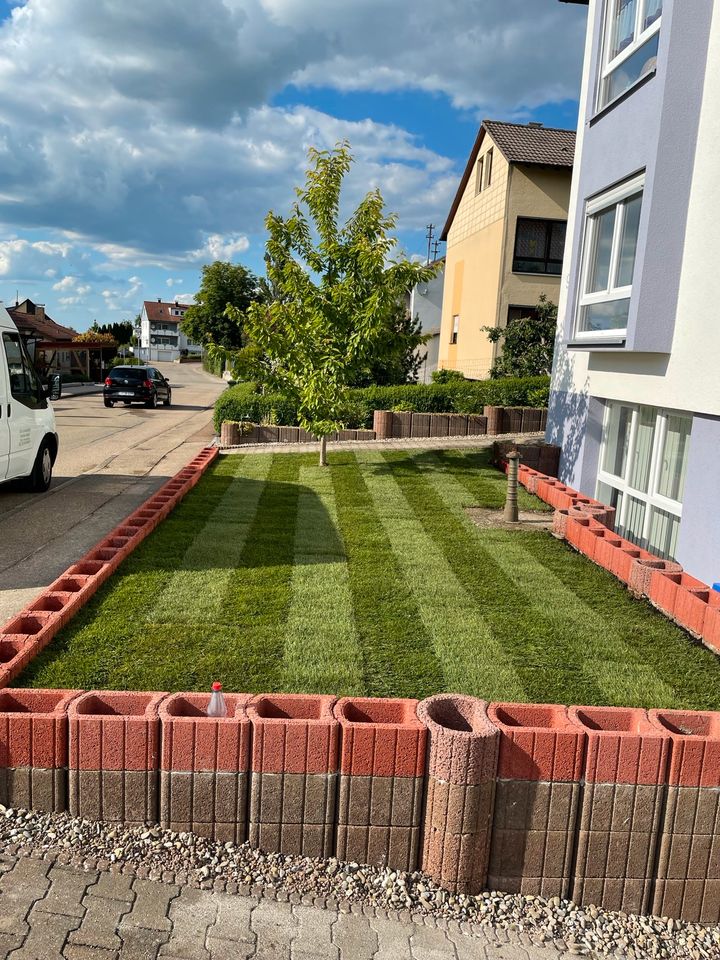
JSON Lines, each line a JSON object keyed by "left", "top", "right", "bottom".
{"left": 18, "top": 448, "right": 720, "bottom": 709}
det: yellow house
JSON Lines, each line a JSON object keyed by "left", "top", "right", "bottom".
{"left": 438, "top": 121, "right": 575, "bottom": 379}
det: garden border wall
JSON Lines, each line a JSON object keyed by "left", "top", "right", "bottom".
{"left": 218, "top": 405, "right": 549, "bottom": 447}
{"left": 1, "top": 686, "right": 718, "bottom": 923}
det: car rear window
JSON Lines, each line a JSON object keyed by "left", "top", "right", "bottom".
{"left": 109, "top": 368, "right": 145, "bottom": 381}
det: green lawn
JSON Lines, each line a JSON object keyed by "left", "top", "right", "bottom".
{"left": 19, "top": 448, "right": 720, "bottom": 709}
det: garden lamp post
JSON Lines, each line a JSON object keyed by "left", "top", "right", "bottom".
{"left": 504, "top": 450, "right": 520, "bottom": 523}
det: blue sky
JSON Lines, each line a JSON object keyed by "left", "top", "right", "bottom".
{"left": 0, "top": 0, "right": 587, "bottom": 331}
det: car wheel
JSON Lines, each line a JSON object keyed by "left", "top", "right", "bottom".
{"left": 146, "top": 391, "right": 157, "bottom": 409}
{"left": 26, "top": 440, "right": 53, "bottom": 493}
{"left": 163, "top": 390, "right": 172, "bottom": 407}
{"left": 104, "top": 398, "right": 113, "bottom": 408}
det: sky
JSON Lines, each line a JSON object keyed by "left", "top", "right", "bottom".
{"left": 0, "top": 0, "right": 587, "bottom": 332}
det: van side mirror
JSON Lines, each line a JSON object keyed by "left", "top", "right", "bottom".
{"left": 48, "top": 374, "right": 62, "bottom": 401}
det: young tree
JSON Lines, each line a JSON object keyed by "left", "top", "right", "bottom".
{"left": 235, "top": 142, "right": 438, "bottom": 465}
{"left": 482, "top": 295, "right": 557, "bottom": 378}
{"left": 181, "top": 261, "right": 262, "bottom": 348}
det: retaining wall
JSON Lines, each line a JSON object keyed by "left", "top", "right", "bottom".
{"left": 503, "top": 454, "right": 720, "bottom": 658}
{"left": 4, "top": 686, "right": 719, "bottom": 923}
{"left": 218, "top": 406, "right": 548, "bottom": 447}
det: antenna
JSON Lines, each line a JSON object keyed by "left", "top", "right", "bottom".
{"left": 425, "top": 224, "right": 435, "bottom": 265}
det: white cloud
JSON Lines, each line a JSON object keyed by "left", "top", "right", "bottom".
{"left": 166, "top": 277, "right": 184, "bottom": 287}
{"left": 52, "top": 275, "right": 77, "bottom": 291}
{"left": 0, "top": 0, "right": 584, "bottom": 264}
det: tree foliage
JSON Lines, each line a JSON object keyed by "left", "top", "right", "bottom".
{"left": 349, "top": 301, "right": 429, "bottom": 387}
{"left": 73, "top": 330, "right": 117, "bottom": 345}
{"left": 95, "top": 321, "right": 134, "bottom": 344}
{"left": 482, "top": 295, "right": 558, "bottom": 378}
{"left": 181, "top": 261, "right": 262, "bottom": 348}
{"left": 233, "top": 142, "right": 438, "bottom": 460}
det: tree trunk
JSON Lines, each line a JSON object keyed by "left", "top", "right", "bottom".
{"left": 319, "top": 434, "right": 328, "bottom": 467}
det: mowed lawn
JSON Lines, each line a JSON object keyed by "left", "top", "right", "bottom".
{"left": 19, "top": 448, "right": 720, "bottom": 709}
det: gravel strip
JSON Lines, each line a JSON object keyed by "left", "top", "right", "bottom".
{"left": 0, "top": 805, "right": 716, "bottom": 959}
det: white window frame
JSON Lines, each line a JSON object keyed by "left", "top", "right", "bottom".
{"left": 451, "top": 315, "right": 459, "bottom": 345}
{"left": 575, "top": 173, "right": 644, "bottom": 341}
{"left": 596, "top": 400, "right": 691, "bottom": 558}
{"left": 484, "top": 148, "right": 493, "bottom": 189}
{"left": 475, "top": 156, "right": 484, "bottom": 195}
{"left": 598, "top": 0, "right": 662, "bottom": 110}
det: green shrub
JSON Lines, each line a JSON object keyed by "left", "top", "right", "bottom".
{"left": 431, "top": 369, "right": 466, "bottom": 384}
{"left": 214, "top": 375, "right": 550, "bottom": 431}
{"left": 107, "top": 356, "right": 142, "bottom": 369}
{"left": 527, "top": 385, "right": 550, "bottom": 408}
{"left": 202, "top": 350, "right": 226, "bottom": 378}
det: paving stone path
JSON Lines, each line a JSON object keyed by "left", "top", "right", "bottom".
{"left": 0, "top": 855, "right": 572, "bottom": 960}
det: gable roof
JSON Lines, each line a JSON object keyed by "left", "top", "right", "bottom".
{"left": 440, "top": 120, "right": 576, "bottom": 240}
{"left": 143, "top": 300, "right": 192, "bottom": 324}
{"left": 8, "top": 299, "right": 78, "bottom": 341}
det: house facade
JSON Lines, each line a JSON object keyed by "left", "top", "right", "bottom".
{"left": 409, "top": 258, "right": 444, "bottom": 383}
{"left": 548, "top": 0, "right": 719, "bottom": 582}
{"left": 139, "top": 300, "right": 201, "bottom": 362}
{"left": 438, "top": 121, "right": 575, "bottom": 380}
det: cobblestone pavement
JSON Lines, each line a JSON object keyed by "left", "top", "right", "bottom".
{"left": 0, "top": 855, "right": 572, "bottom": 960}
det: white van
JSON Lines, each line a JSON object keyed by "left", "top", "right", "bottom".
{"left": 0, "top": 304, "right": 61, "bottom": 492}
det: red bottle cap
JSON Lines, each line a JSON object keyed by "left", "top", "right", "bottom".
{"left": 212, "top": 681, "right": 222, "bottom": 691}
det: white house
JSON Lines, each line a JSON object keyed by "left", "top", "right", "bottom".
{"left": 139, "top": 300, "right": 202, "bottom": 362}
{"left": 548, "top": 0, "right": 719, "bottom": 583}
{"left": 410, "top": 258, "right": 445, "bottom": 383}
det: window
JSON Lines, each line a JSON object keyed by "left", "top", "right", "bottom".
{"left": 475, "top": 157, "right": 484, "bottom": 195}
{"left": 596, "top": 401, "right": 691, "bottom": 560}
{"left": 2, "top": 332, "right": 45, "bottom": 409}
{"left": 484, "top": 149, "right": 493, "bottom": 189}
{"left": 599, "top": 0, "right": 662, "bottom": 109}
{"left": 450, "top": 315, "right": 459, "bottom": 345}
{"left": 575, "top": 174, "right": 643, "bottom": 338}
{"left": 507, "top": 306, "right": 540, "bottom": 325}
{"left": 513, "top": 218, "right": 566, "bottom": 275}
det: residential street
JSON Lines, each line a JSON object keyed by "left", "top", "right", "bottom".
{"left": 0, "top": 362, "right": 223, "bottom": 625}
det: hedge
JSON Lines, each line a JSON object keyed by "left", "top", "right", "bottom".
{"left": 213, "top": 376, "right": 550, "bottom": 432}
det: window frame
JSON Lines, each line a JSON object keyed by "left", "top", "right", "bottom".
{"left": 2, "top": 331, "right": 46, "bottom": 410}
{"left": 475, "top": 156, "right": 484, "bottom": 195}
{"left": 512, "top": 217, "right": 567, "bottom": 276}
{"left": 450, "top": 315, "right": 459, "bottom": 345}
{"left": 596, "top": 400, "right": 691, "bottom": 559}
{"left": 598, "top": 0, "right": 662, "bottom": 110}
{"left": 574, "top": 173, "right": 644, "bottom": 341}
{"left": 484, "top": 148, "right": 493, "bottom": 189}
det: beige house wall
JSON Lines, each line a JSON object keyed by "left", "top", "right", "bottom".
{"left": 440, "top": 149, "right": 572, "bottom": 379}
{"left": 439, "top": 133, "right": 509, "bottom": 379}
{"left": 497, "top": 164, "right": 571, "bottom": 330}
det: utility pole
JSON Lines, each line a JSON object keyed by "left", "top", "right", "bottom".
{"left": 432, "top": 238, "right": 442, "bottom": 261}
{"left": 425, "top": 224, "right": 435, "bottom": 265}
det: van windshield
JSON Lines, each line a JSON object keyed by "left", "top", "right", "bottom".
{"left": 109, "top": 368, "right": 145, "bottom": 381}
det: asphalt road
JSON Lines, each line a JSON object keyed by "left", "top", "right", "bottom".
{"left": 0, "top": 361, "right": 224, "bottom": 625}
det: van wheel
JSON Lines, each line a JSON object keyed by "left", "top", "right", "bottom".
{"left": 27, "top": 440, "right": 53, "bottom": 492}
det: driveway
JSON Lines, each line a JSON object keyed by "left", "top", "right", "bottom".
{"left": 0, "top": 361, "right": 224, "bottom": 625}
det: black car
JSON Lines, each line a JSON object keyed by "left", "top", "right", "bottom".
{"left": 103, "top": 366, "right": 172, "bottom": 408}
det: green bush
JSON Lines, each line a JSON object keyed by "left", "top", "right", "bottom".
{"left": 431, "top": 369, "right": 466, "bottom": 384}
{"left": 202, "top": 350, "right": 225, "bottom": 378}
{"left": 214, "top": 376, "right": 550, "bottom": 431}
{"left": 107, "top": 356, "right": 143, "bottom": 369}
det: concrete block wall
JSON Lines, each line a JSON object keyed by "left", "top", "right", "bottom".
{"left": 68, "top": 691, "right": 165, "bottom": 826}
{"left": 487, "top": 703, "right": 584, "bottom": 899}
{"left": 335, "top": 697, "right": 426, "bottom": 873}
{"left": 160, "top": 692, "right": 251, "bottom": 843}
{"left": 511, "top": 458, "right": 720, "bottom": 657}
{"left": 1, "top": 686, "right": 719, "bottom": 921}
{"left": 372, "top": 407, "right": 547, "bottom": 442}
{"left": 248, "top": 694, "right": 339, "bottom": 859}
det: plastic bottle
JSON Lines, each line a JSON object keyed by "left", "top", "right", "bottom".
{"left": 207, "top": 681, "right": 228, "bottom": 718}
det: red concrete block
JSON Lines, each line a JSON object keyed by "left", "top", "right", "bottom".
{"left": 160, "top": 692, "right": 251, "bottom": 773}
{"left": 419, "top": 694, "right": 498, "bottom": 784}
{"left": 248, "top": 694, "right": 338, "bottom": 775}
{"left": 536, "top": 478, "right": 562, "bottom": 506}
{"left": 649, "top": 709, "right": 720, "bottom": 788}
{"left": 523, "top": 467, "right": 543, "bottom": 495}
{"left": 647, "top": 571, "right": 708, "bottom": 624}
{"left": 0, "top": 637, "right": 37, "bottom": 682}
{"left": 0, "top": 688, "right": 82, "bottom": 769}
{"left": 593, "top": 533, "right": 625, "bottom": 575}
{"left": 552, "top": 509, "right": 571, "bottom": 539}
{"left": 489, "top": 703, "right": 585, "bottom": 783}
{"left": 628, "top": 557, "right": 683, "bottom": 598}
{"left": 335, "top": 697, "right": 426, "bottom": 778}
{"left": 565, "top": 516, "right": 604, "bottom": 561}
{"left": 0, "top": 612, "right": 57, "bottom": 650}
{"left": 69, "top": 690, "right": 166, "bottom": 772}
{"left": 569, "top": 706, "right": 669, "bottom": 785}
{"left": 701, "top": 590, "right": 720, "bottom": 654}
{"left": 25, "top": 592, "right": 76, "bottom": 628}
